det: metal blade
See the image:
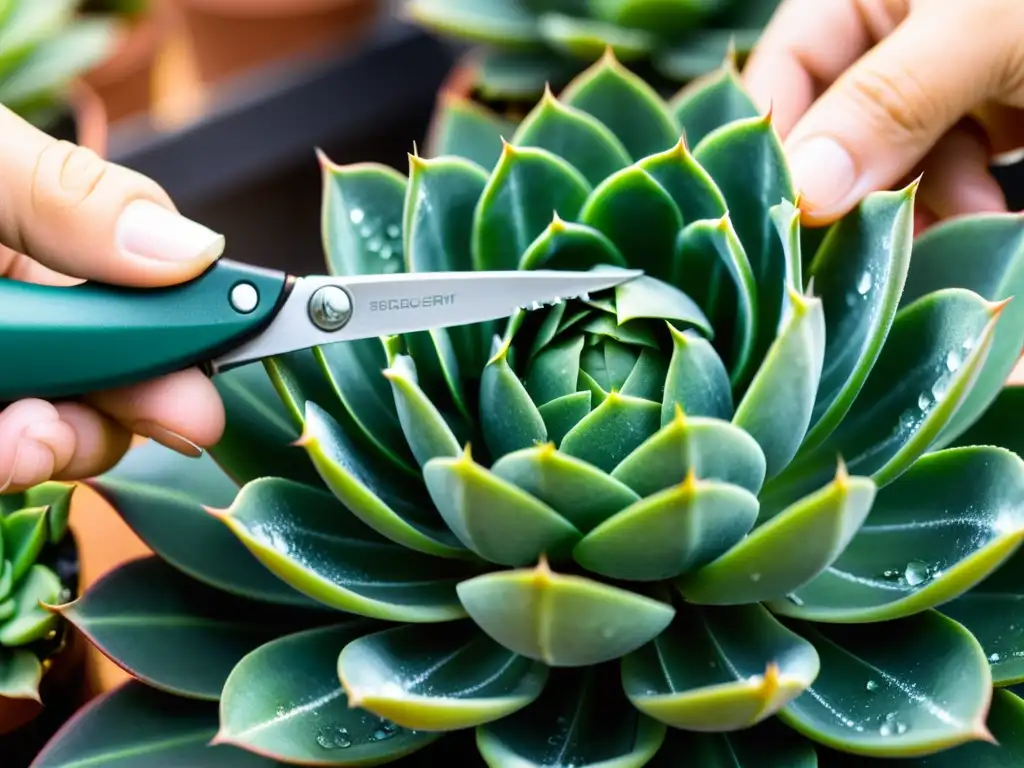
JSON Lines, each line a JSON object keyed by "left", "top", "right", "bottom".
{"left": 212, "top": 269, "right": 643, "bottom": 371}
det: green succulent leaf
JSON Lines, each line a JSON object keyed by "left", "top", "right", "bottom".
{"left": 573, "top": 472, "right": 759, "bottom": 581}
{"left": 523, "top": 333, "right": 587, "bottom": 405}
{"left": 88, "top": 441, "right": 315, "bottom": 607}
{"left": 338, "top": 621, "right": 549, "bottom": 731}
{"left": 216, "top": 477, "right": 474, "bottom": 622}
{"left": 424, "top": 446, "right": 581, "bottom": 566}
{"left": 800, "top": 186, "right": 916, "bottom": 451}
{"left": 673, "top": 215, "right": 758, "bottom": 383}
{"left": 300, "top": 402, "right": 465, "bottom": 559}
{"left": 662, "top": 326, "right": 734, "bottom": 422}
{"left": 456, "top": 559, "right": 675, "bottom": 666}
{"left": 425, "top": 94, "right": 516, "bottom": 171}
{"left": 538, "top": 12, "right": 655, "bottom": 62}
{"left": 475, "top": 48, "right": 581, "bottom": 100}
{"left": 613, "top": 271, "right": 712, "bottom": 335}
{"left": 669, "top": 58, "right": 760, "bottom": 148}
{"left": 613, "top": 408, "right": 766, "bottom": 497}
{"left": 560, "top": 52, "right": 681, "bottom": 160}
{"left": 511, "top": 85, "right": 632, "bottom": 187}
{"left": 384, "top": 355, "right": 463, "bottom": 467}
{"left": 678, "top": 463, "right": 876, "bottom": 604}
{"left": 693, "top": 114, "right": 794, "bottom": 375}
{"left": 320, "top": 158, "right": 407, "bottom": 277}
{"left": 316, "top": 337, "right": 420, "bottom": 476}
{"left": 770, "top": 447, "right": 1024, "bottom": 623}
{"left": 480, "top": 340, "right": 549, "bottom": 457}
{"left": 473, "top": 143, "right": 592, "bottom": 272}
{"left": 622, "top": 603, "right": 820, "bottom": 730}
{"left": 8, "top": 481, "right": 74, "bottom": 545}
{"left": 0, "top": 648, "right": 41, "bottom": 700}
{"left": 762, "top": 288, "right": 1004, "bottom": 512}
{"left": 217, "top": 624, "right": 439, "bottom": 764}
{"left": 560, "top": 391, "right": 662, "bottom": 473}
{"left": 404, "top": 153, "right": 488, "bottom": 275}
{"left": 1, "top": 505, "right": 47, "bottom": 584}
{"left": 58, "top": 556, "right": 316, "bottom": 701}
{"left": 822, "top": 687, "right": 1024, "bottom": 766}
{"left": 403, "top": 0, "right": 542, "bottom": 46}
{"left": 733, "top": 291, "right": 826, "bottom": 480}
{"left": 490, "top": 444, "right": 640, "bottom": 533}
{"left": 637, "top": 139, "right": 727, "bottom": 224}
{"left": 899, "top": 213, "right": 1024, "bottom": 448}
{"left": 519, "top": 217, "right": 627, "bottom": 271}
{"left": 579, "top": 166, "right": 683, "bottom": 283}
{"left": 779, "top": 611, "right": 992, "bottom": 758}
{"left": 211, "top": 362, "right": 326, "bottom": 489}
{"left": 941, "top": 546, "right": 1024, "bottom": 686}
{"left": 0, "top": 564, "right": 60, "bottom": 645}
{"left": 30, "top": 681, "right": 282, "bottom": 767}
{"left": 476, "top": 663, "right": 667, "bottom": 768}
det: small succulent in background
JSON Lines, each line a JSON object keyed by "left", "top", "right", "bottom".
{"left": 0, "top": 483, "right": 82, "bottom": 765}
{"left": 0, "top": 0, "right": 116, "bottom": 129}
{"left": 32, "top": 52, "right": 1024, "bottom": 768}
{"left": 403, "top": 0, "right": 782, "bottom": 104}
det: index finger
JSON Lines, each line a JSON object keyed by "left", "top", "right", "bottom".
{"left": 741, "top": 0, "right": 905, "bottom": 137}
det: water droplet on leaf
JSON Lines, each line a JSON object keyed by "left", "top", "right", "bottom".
{"left": 946, "top": 349, "right": 962, "bottom": 372}
{"left": 990, "top": 652, "right": 1002, "bottom": 662}
{"left": 386, "top": 224, "right": 401, "bottom": 239}
{"left": 904, "top": 560, "right": 933, "bottom": 586}
{"left": 316, "top": 726, "right": 351, "bottom": 749}
{"left": 866, "top": 680, "right": 878, "bottom": 691}
{"left": 750, "top": 572, "right": 761, "bottom": 582}
{"left": 349, "top": 209, "right": 365, "bottom": 225}
{"left": 857, "top": 271, "right": 873, "bottom": 295}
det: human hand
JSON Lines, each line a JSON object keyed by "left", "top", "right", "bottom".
{"left": 0, "top": 105, "right": 227, "bottom": 493}
{"left": 742, "top": 0, "right": 1024, "bottom": 228}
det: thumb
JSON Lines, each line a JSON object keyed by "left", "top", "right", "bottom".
{"left": 782, "top": 2, "right": 1022, "bottom": 225}
{"left": 0, "top": 106, "right": 223, "bottom": 287}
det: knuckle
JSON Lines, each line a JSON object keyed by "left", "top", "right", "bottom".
{"left": 31, "top": 140, "right": 109, "bottom": 213}
{"left": 842, "top": 63, "right": 937, "bottom": 141}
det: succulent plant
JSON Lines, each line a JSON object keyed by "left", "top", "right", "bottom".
{"left": 0, "top": 0, "right": 115, "bottom": 129}
{"left": 0, "top": 482, "right": 81, "bottom": 764}
{"left": 34, "top": 51, "right": 1024, "bottom": 768}
{"left": 403, "top": 0, "right": 782, "bottom": 103}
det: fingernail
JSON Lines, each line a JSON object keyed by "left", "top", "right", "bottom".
{"left": 0, "top": 438, "right": 55, "bottom": 492}
{"left": 132, "top": 421, "right": 203, "bottom": 458}
{"left": 787, "top": 136, "right": 858, "bottom": 214}
{"left": 116, "top": 200, "right": 225, "bottom": 264}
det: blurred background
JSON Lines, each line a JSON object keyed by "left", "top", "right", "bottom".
{"left": 2, "top": 0, "right": 1021, "bottom": 285}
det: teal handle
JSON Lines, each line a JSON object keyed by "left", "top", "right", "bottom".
{"left": 0, "top": 259, "right": 289, "bottom": 402}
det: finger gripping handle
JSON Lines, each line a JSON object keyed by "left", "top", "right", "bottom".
{"left": 0, "top": 260, "right": 288, "bottom": 401}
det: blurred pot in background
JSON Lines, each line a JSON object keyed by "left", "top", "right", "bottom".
{"left": 170, "top": 0, "right": 379, "bottom": 86}
{"left": 81, "top": 0, "right": 176, "bottom": 121}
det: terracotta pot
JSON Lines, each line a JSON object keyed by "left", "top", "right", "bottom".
{"left": 83, "top": 0, "right": 177, "bottom": 121}
{"left": 167, "top": 0, "right": 378, "bottom": 88}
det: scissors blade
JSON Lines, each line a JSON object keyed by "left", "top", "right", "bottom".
{"left": 213, "top": 269, "right": 643, "bottom": 372}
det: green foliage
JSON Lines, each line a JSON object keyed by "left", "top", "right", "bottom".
{"left": 0, "top": 0, "right": 116, "bottom": 129}
{"left": 0, "top": 483, "right": 76, "bottom": 710}
{"left": 404, "top": 0, "right": 784, "bottom": 100}
{"left": 36, "top": 52, "right": 1024, "bottom": 767}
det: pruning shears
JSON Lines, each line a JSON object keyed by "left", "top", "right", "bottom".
{"left": 0, "top": 257, "right": 642, "bottom": 402}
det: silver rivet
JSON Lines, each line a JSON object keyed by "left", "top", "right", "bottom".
{"left": 230, "top": 282, "right": 259, "bottom": 314}
{"left": 309, "top": 285, "right": 353, "bottom": 331}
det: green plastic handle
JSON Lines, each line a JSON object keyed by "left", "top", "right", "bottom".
{"left": 0, "top": 259, "right": 289, "bottom": 402}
